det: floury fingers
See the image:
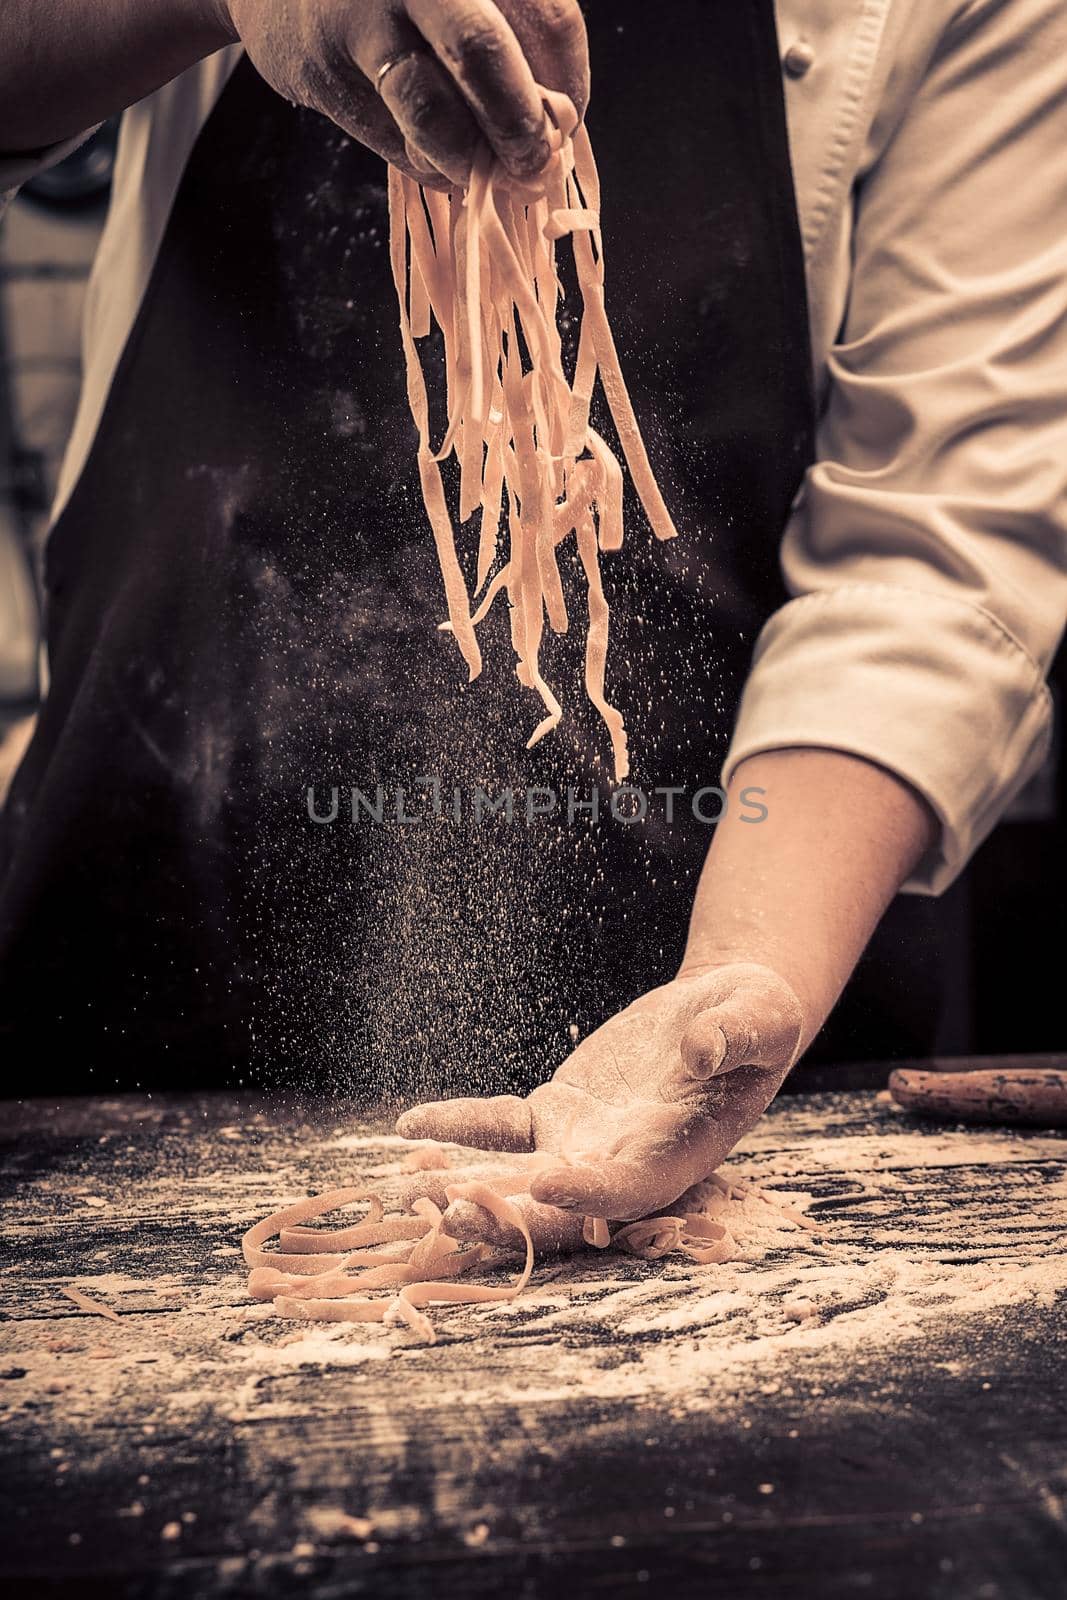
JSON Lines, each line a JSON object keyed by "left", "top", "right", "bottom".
{"left": 386, "top": 91, "right": 678, "bottom": 785}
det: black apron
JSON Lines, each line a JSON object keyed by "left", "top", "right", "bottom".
{"left": 0, "top": 1, "right": 819, "bottom": 1094}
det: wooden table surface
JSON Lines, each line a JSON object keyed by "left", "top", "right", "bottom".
{"left": 1, "top": 1086, "right": 1065, "bottom": 1599}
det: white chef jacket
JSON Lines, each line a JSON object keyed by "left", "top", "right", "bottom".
{"left": 2, "top": 0, "right": 1065, "bottom": 895}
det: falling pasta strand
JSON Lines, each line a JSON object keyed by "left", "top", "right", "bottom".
{"left": 387, "top": 93, "right": 678, "bottom": 783}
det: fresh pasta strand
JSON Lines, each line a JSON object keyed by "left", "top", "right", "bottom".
{"left": 60, "top": 1286, "right": 123, "bottom": 1323}
{"left": 386, "top": 95, "right": 678, "bottom": 783}
{"left": 240, "top": 1177, "right": 774, "bottom": 1343}
{"left": 582, "top": 1214, "right": 610, "bottom": 1249}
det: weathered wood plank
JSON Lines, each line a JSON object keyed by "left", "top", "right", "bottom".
{"left": 0, "top": 1089, "right": 1064, "bottom": 1598}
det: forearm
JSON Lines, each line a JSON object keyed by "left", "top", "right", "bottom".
{"left": 682, "top": 748, "right": 937, "bottom": 1054}
{"left": 0, "top": 0, "right": 236, "bottom": 153}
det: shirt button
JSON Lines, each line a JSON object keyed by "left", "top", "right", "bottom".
{"left": 783, "top": 41, "right": 815, "bottom": 78}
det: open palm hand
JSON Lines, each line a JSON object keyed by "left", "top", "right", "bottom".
{"left": 396, "top": 962, "right": 804, "bottom": 1251}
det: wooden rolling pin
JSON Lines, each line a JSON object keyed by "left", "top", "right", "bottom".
{"left": 889, "top": 1054, "right": 1067, "bottom": 1127}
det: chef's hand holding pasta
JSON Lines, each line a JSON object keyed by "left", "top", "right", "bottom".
{"left": 224, "top": 0, "right": 589, "bottom": 187}
{"left": 397, "top": 963, "right": 804, "bottom": 1231}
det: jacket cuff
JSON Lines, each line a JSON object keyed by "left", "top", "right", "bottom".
{"left": 722, "top": 584, "right": 1054, "bottom": 895}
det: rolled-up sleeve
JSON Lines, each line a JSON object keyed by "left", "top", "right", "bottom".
{"left": 723, "top": 0, "right": 1067, "bottom": 893}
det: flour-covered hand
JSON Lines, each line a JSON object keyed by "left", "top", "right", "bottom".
{"left": 397, "top": 963, "right": 805, "bottom": 1247}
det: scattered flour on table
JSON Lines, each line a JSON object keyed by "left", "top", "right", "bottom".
{"left": 3, "top": 1100, "right": 1063, "bottom": 1562}
{"left": 4, "top": 1118, "right": 1064, "bottom": 1428}
{"left": 220, "top": 1129, "right": 1066, "bottom": 1414}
